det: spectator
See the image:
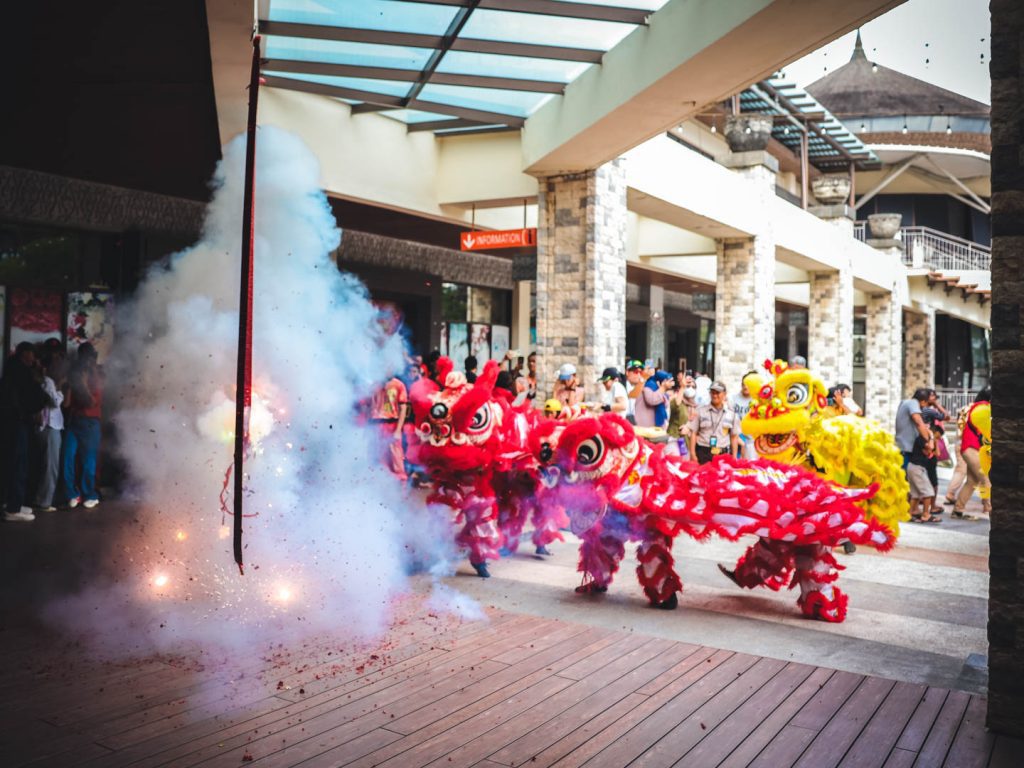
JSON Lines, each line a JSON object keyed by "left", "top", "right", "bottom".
{"left": 464, "top": 355, "right": 478, "bottom": 384}
{"left": 494, "top": 370, "right": 516, "bottom": 404}
{"left": 927, "top": 389, "right": 951, "bottom": 422}
{"left": 730, "top": 371, "right": 757, "bottom": 459}
{"left": 895, "top": 388, "right": 933, "bottom": 469}
{"left": 553, "top": 363, "right": 584, "bottom": 407}
{"left": 543, "top": 398, "right": 563, "bottom": 419}
{"left": 598, "top": 367, "right": 628, "bottom": 413}
{"left": 952, "top": 388, "right": 992, "bottom": 520}
{"left": 63, "top": 342, "right": 104, "bottom": 509}
{"left": 687, "top": 381, "right": 739, "bottom": 463}
{"left": 511, "top": 376, "right": 531, "bottom": 408}
{"left": 667, "top": 376, "right": 694, "bottom": 440}
{"left": 634, "top": 370, "right": 673, "bottom": 428}
{"left": 791, "top": 355, "right": 807, "bottom": 370}
{"left": 833, "top": 383, "right": 864, "bottom": 416}
{"left": 34, "top": 341, "right": 66, "bottom": 512}
{"left": 369, "top": 371, "right": 408, "bottom": 483}
{"left": 625, "top": 360, "right": 645, "bottom": 417}
{"left": 821, "top": 386, "right": 846, "bottom": 419}
{"left": 1, "top": 342, "right": 48, "bottom": 522}
{"left": 944, "top": 401, "right": 973, "bottom": 507}
{"left": 526, "top": 352, "right": 538, "bottom": 401}
{"left": 907, "top": 410, "right": 941, "bottom": 523}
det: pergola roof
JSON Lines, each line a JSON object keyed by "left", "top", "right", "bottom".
{"left": 739, "top": 76, "right": 881, "bottom": 171}
{"left": 259, "top": 0, "right": 667, "bottom": 134}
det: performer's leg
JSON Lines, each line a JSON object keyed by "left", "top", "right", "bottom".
{"left": 794, "top": 543, "right": 848, "bottom": 622}
{"left": 530, "top": 499, "right": 565, "bottom": 554}
{"left": 721, "top": 537, "right": 794, "bottom": 590}
{"left": 457, "top": 493, "right": 502, "bottom": 577}
{"left": 636, "top": 531, "right": 682, "bottom": 609}
{"left": 575, "top": 521, "right": 626, "bottom": 594}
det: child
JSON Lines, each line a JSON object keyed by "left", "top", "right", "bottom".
{"left": 907, "top": 413, "right": 941, "bottom": 523}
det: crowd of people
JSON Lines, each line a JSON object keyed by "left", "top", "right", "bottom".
{"left": 0, "top": 340, "right": 104, "bottom": 523}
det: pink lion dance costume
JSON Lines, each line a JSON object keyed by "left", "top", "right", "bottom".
{"left": 409, "top": 358, "right": 566, "bottom": 576}
{"left": 534, "top": 413, "right": 896, "bottom": 620}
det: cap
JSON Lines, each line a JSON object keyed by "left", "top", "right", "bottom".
{"left": 709, "top": 381, "right": 727, "bottom": 393}
{"left": 543, "top": 398, "right": 563, "bottom": 413}
{"left": 627, "top": 359, "right": 644, "bottom": 371}
{"left": 598, "top": 367, "right": 620, "bottom": 382}
{"left": 558, "top": 363, "right": 577, "bottom": 380}
{"left": 652, "top": 370, "right": 673, "bottom": 384}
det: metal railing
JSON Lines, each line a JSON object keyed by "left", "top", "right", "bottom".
{"left": 901, "top": 226, "right": 991, "bottom": 272}
{"left": 933, "top": 388, "right": 979, "bottom": 418}
{"left": 852, "top": 223, "right": 990, "bottom": 273}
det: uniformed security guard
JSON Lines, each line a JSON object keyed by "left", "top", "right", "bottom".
{"left": 686, "top": 381, "right": 739, "bottom": 464}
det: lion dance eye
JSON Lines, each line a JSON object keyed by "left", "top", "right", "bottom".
{"left": 539, "top": 443, "right": 554, "bottom": 463}
{"left": 429, "top": 402, "right": 448, "bottom": 421}
{"left": 576, "top": 437, "right": 604, "bottom": 467}
{"left": 759, "top": 385, "right": 773, "bottom": 401}
{"left": 786, "top": 383, "right": 810, "bottom": 406}
{"left": 467, "top": 405, "right": 491, "bottom": 433}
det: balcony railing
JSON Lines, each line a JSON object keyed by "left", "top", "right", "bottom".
{"left": 933, "top": 388, "right": 980, "bottom": 421}
{"left": 852, "top": 224, "right": 990, "bottom": 273}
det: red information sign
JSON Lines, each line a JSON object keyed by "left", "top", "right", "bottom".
{"left": 460, "top": 228, "right": 537, "bottom": 251}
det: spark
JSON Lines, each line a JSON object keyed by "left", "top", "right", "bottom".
{"left": 219, "top": 525, "right": 231, "bottom": 540}
{"left": 153, "top": 573, "right": 169, "bottom": 589}
{"left": 274, "top": 585, "right": 293, "bottom": 604}
{"left": 175, "top": 530, "right": 188, "bottom": 542}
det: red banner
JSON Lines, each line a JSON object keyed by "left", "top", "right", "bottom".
{"left": 460, "top": 228, "right": 537, "bottom": 251}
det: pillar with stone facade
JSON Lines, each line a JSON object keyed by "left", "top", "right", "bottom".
{"left": 807, "top": 205, "right": 855, "bottom": 385}
{"left": 714, "top": 152, "right": 776, "bottom": 388}
{"left": 646, "top": 284, "right": 666, "bottom": 368}
{"left": 988, "top": 0, "right": 1024, "bottom": 736}
{"left": 864, "top": 288, "right": 903, "bottom": 428}
{"left": 902, "top": 308, "right": 935, "bottom": 397}
{"left": 534, "top": 160, "right": 627, "bottom": 394}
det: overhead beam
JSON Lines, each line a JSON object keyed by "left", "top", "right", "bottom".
{"left": 264, "top": 59, "right": 565, "bottom": 93}
{"left": 399, "top": 0, "right": 652, "bottom": 24}
{"left": 522, "top": 0, "right": 903, "bottom": 174}
{"left": 921, "top": 154, "right": 992, "bottom": 213}
{"left": 407, "top": 118, "right": 486, "bottom": 132}
{"left": 903, "top": 167, "right": 992, "bottom": 216}
{"left": 263, "top": 75, "right": 526, "bottom": 125}
{"left": 258, "top": 20, "right": 603, "bottom": 63}
{"left": 853, "top": 153, "right": 920, "bottom": 211}
{"left": 406, "top": 1, "right": 480, "bottom": 105}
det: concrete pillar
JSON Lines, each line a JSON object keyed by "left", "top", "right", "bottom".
{"left": 535, "top": 160, "right": 627, "bottom": 394}
{"left": 864, "top": 289, "right": 902, "bottom": 428}
{"left": 808, "top": 206, "right": 855, "bottom": 385}
{"left": 987, "top": 0, "right": 1024, "bottom": 736}
{"left": 510, "top": 280, "right": 532, "bottom": 353}
{"left": 714, "top": 151, "right": 776, "bottom": 387}
{"left": 787, "top": 313, "right": 800, "bottom": 361}
{"left": 902, "top": 308, "right": 935, "bottom": 397}
{"left": 647, "top": 284, "right": 665, "bottom": 368}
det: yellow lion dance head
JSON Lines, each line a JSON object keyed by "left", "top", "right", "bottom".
{"left": 740, "top": 359, "right": 829, "bottom": 465}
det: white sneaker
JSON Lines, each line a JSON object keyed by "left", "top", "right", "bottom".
{"left": 82, "top": 499, "right": 99, "bottom": 509}
{"left": 4, "top": 510, "right": 35, "bottom": 522}
{"left": 68, "top": 496, "right": 82, "bottom": 509}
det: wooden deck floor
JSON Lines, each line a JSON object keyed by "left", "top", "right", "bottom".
{"left": 2, "top": 601, "right": 1021, "bottom": 768}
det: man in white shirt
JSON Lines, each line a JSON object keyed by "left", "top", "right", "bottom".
{"left": 598, "top": 368, "right": 628, "bottom": 413}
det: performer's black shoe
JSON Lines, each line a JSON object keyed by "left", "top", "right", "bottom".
{"left": 575, "top": 582, "right": 608, "bottom": 594}
{"left": 472, "top": 562, "right": 491, "bottom": 578}
{"left": 655, "top": 592, "right": 679, "bottom": 610}
{"left": 535, "top": 545, "right": 552, "bottom": 556}
{"left": 842, "top": 542, "right": 857, "bottom": 555}
{"left": 717, "top": 563, "right": 740, "bottom": 586}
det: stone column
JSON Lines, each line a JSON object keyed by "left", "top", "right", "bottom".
{"left": 647, "top": 284, "right": 666, "bottom": 368}
{"left": 902, "top": 308, "right": 935, "bottom": 397}
{"left": 787, "top": 313, "right": 800, "bottom": 361}
{"left": 715, "top": 152, "right": 776, "bottom": 387}
{"left": 988, "top": 0, "right": 1024, "bottom": 736}
{"left": 535, "top": 160, "right": 627, "bottom": 394}
{"left": 864, "top": 287, "right": 902, "bottom": 428}
{"left": 807, "top": 206, "right": 855, "bottom": 385}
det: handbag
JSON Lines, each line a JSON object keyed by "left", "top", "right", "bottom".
{"left": 936, "top": 435, "right": 952, "bottom": 467}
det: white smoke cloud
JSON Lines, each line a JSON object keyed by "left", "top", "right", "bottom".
{"left": 46, "top": 127, "right": 467, "bottom": 657}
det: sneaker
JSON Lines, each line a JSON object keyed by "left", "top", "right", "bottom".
{"left": 36, "top": 506, "right": 57, "bottom": 513}
{"left": 4, "top": 510, "right": 35, "bottom": 522}
{"left": 82, "top": 499, "right": 99, "bottom": 509}
{"left": 68, "top": 496, "right": 82, "bottom": 509}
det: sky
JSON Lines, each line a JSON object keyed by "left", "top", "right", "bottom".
{"left": 782, "top": 0, "right": 990, "bottom": 105}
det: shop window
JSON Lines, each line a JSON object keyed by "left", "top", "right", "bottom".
{"left": 441, "top": 282, "right": 468, "bottom": 321}
{"left": 0, "top": 225, "right": 79, "bottom": 287}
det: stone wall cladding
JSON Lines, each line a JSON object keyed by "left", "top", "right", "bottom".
{"left": 535, "top": 160, "right": 627, "bottom": 392}
{"left": 865, "top": 290, "right": 903, "bottom": 429}
{"left": 0, "top": 164, "right": 204, "bottom": 237}
{"left": 988, "top": 0, "right": 1024, "bottom": 736}
{"left": 337, "top": 229, "right": 513, "bottom": 290}
{"left": 714, "top": 160, "right": 776, "bottom": 390}
{"left": 902, "top": 309, "right": 935, "bottom": 397}
{"left": 808, "top": 269, "right": 854, "bottom": 385}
